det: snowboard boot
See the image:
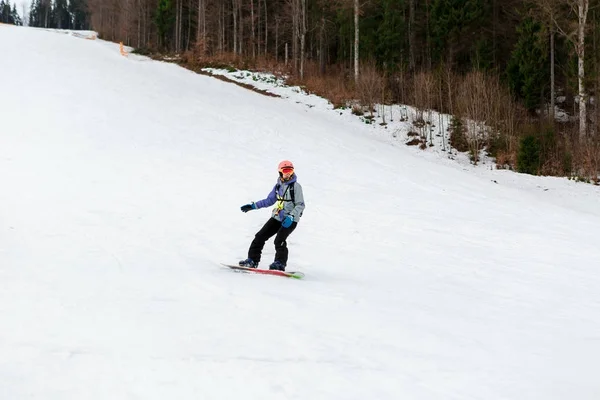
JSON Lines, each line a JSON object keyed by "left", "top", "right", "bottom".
{"left": 239, "top": 258, "right": 258, "bottom": 268}
{"left": 268, "top": 260, "right": 286, "bottom": 271}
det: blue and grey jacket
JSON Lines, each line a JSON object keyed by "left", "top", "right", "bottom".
{"left": 255, "top": 174, "right": 305, "bottom": 222}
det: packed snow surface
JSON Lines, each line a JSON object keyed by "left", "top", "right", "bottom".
{"left": 1, "top": 25, "right": 600, "bottom": 400}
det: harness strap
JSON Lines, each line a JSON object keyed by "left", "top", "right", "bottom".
{"left": 276, "top": 182, "right": 295, "bottom": 203}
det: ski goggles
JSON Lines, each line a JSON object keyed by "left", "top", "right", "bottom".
{"left": 279, "top": 167, "right": 294, "bottom": 174}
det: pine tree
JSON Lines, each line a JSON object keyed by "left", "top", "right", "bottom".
{"left": 376, "top": 0, "right": 406, "bottom": 71}
{"left": 69, "top": 0, "right": 89, "bottom": 30}
{"left": 53, "top": 0, "right": 70, "bottom": 29}
{"left": 430, "top": 0, "right": 487, "bottom": 70}
{"left": 29, "top": 0, "right": 51, "bottom": 28}
{"left": 506, "top": 17, "right": 549, "bottom": 112}
{"left": 29, "top": 0, "right": 37, "bottom": 26}
{"left": 11, "top": 3, "right": 22, "bottom": 25}
{"left": 0, "top": 0, "right": 13, "bottom": 24}
{"left": 40, "top": 0, "right": 52, "bottom": 28}
{"left": 155, "top": 0, "right": 176, "bottom": 49}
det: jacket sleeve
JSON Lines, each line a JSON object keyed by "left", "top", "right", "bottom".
{"left": 255, "top": 185, "right": 277, "bottom": 209}
{"left": 290, "top": 183, "right": 305, "bottom": 219}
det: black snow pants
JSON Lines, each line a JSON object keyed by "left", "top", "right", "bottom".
{"left": 248, "top": 217, "right": 298, "bottom": 266}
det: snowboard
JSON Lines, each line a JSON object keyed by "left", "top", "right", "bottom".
{"left": 221, "top": 263, "right": 305, "bottom": 280}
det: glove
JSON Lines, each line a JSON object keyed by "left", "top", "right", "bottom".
{"left": 241, "top": 203, "right": 257, "bottom": 213}
{"left": 281, "top": 215, "right": 294, "bottom": 228}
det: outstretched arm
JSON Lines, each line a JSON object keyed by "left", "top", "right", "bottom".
{"left": 255, "top": 185, "right": 277, "bottom": 209}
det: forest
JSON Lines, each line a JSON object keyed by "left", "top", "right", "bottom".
{"left": 0, "top": 0, "right": 22, "bottom": 24}
{"left": 7, "top": 0, "right": 600, "bottom": 181}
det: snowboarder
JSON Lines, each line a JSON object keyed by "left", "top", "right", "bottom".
{"left": 239, "top": 160, "right": 305, "bottom": 271}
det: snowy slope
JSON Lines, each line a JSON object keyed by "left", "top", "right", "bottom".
{"left": 1, "top": 25, "right": 600, "bottom": 400}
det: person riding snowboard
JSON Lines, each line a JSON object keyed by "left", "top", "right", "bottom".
{"left": 239, "top": 160, "right": 305, "bottom": 271}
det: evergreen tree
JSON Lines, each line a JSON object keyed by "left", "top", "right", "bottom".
{"left": 0, "top": 0, "right": 13, "bottom": 24}
{"left": 53, "top": 0, "right": 70, "bottom": 29}
{"left": 29, "top": 0, "right": 38, "bottom": 27}
{"left": 506, "top": 17, "right": 549, "bottom": 112}
{"left": 358, "top": 2, "right": 384, "bottom": 62}
{"left": 430, "top": 0, "right": 488, "bottom": 70}
{"left": 155, "top": 0, "right": 176, "bottom": 49}
{"left": 69, "top": 0, "right": 89, "bottom": 30}
{"left": 376, "top": 0, "right": 406, "bottom": 71}
{"left": 29, "top": 0, "right": 51, "bottom": 28}
{"left": 517, "top": 135, "right": 541, "bottom": 175}
{"left": 11, "top": 3, "right": 22, "bottom": 25}
{"left": 39, "top": 0, "right": 52, "bottom": 28}
{"left": 334, "top": 6, "right": 354, "bottom": 64}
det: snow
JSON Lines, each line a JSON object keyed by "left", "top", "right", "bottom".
{"left": 1, "top": 25, "right": 600, "bottom": 400}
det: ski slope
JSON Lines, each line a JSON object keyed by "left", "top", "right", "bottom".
{"left": 1, "top": 25, "right": 600, "bottom": 400}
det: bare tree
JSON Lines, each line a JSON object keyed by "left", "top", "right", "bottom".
{"left": 550, "top": 27, "right": 556, "bottom": 121}
{"left": 42, "top": 0, "right": 50, "bottom": 27}
{"left": 412, "top": 71, "right": 435, "bottom": 143}
{"left": 21, "top": 3, "right": 28, "bottom": 26}
{"left": 264, "top": 0, "right": 268, "bottom": 56}
{"left": 197, "top": 0, "right": 205, "bottom": 49}
{"left": 356, "top": 62, "right": 383, "bottom": 118}
{"left": 178, "top": 0, "right": 183, "bottom": 51}
{"left": 232, "top": 0, "right": 239, "bottom": 54}
{"left": 250, "top": 0, "right": 255, "bottom": 58}
{"left": 353, "top": 0, "right": 359, "bottom": 83}
{"left": 238, "top": 0, "right": 244, "bottom": 55}
{"left": 583, "top": 137, "right": 600, "bottom": 182}
{"left": 288, "top": 0, "right": 299, "bottom": 70}
{"left": 408, "top": 0, "right": 415, "bottom": 71}
{"left": 576, "top": 0, "right": 590, "bottom": 137}
{"left": 328, "top": 0, "right": 363, "bottom": 82}
{"left": 537, "top": 0, "right": 591, "bottom": 137}
{"left": 285, "top": 0, "right": 306, "bottom": 77}
{"left": 300, "top": 0, "right": 306, "bottom": 79}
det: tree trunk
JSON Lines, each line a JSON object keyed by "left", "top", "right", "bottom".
{"left": 233, "top": 0, "right": 238, "bottom": 54}
{"left": 408, "top": 0, "right": 415, "bottom": 71}
{"left": 179, "top": 0, "right": 183, "bottom": 51}
{"left": 175, "top": 0, "right": 179, "bottom": 51}
{"left": 186, "top": 0, "right": 191, "bottom": 50}
{"left": 354, "top": 0, "right": 359, "bottom": 83}
{"left": 137, "top": 0, "right": 141, "bottom": 48}
{"left": 221, "top": 2, "right": 225, "bottom": 52}
{"left": 257, "top": 0, "right": 261, "bottom": 55}
{"left": 550, "top": 30, "right": 555, "bottom": 122}
{"left": 203, "top": 0, "right": 206, "bottom": 47}
{"left": 319, "top": 14, "right": 325, "bottom": 74}
{"left": 300, "top": 0, "right": 306, "bottom": 79}
{"left": 251, "top": 0, "right": 255, "bottom": 58}
{"left": 197, "top": 0, "right": 201, "bottom": 45}
{"left": 595, "top": 10, "right": 600, "bottom": 136}
{"left": 239, "top": 0, "right": 244, "bottom": 55}
{"left": 292, "top": 0, "right": 298, "bottom": 71}
{"left": 44, "top": 2, "right": 48, "bottom": 28}
{"left": 264, "top": 0, "right": 268, "bottom": 56}
{"left": 578, "top": 0, "right": 589, "bottom": 137}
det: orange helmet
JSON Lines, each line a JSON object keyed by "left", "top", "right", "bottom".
{"left": 278, "top": 160, "right": 294, "bottom": 173}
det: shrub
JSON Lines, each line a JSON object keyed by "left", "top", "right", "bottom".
{"left": 131, "top": 48, "right": 153, "bottom": 56}
{"left": 517, "top": 135, "right": 541, "bottom": 175}
{"left": 449, "top": 117, "right": 469, "bottom": 152}
{"left": 486, "top": 133, "right": 509, "bottom": 159}
{"left": 352, "top": 104, "right": 364, "bottom": 116}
